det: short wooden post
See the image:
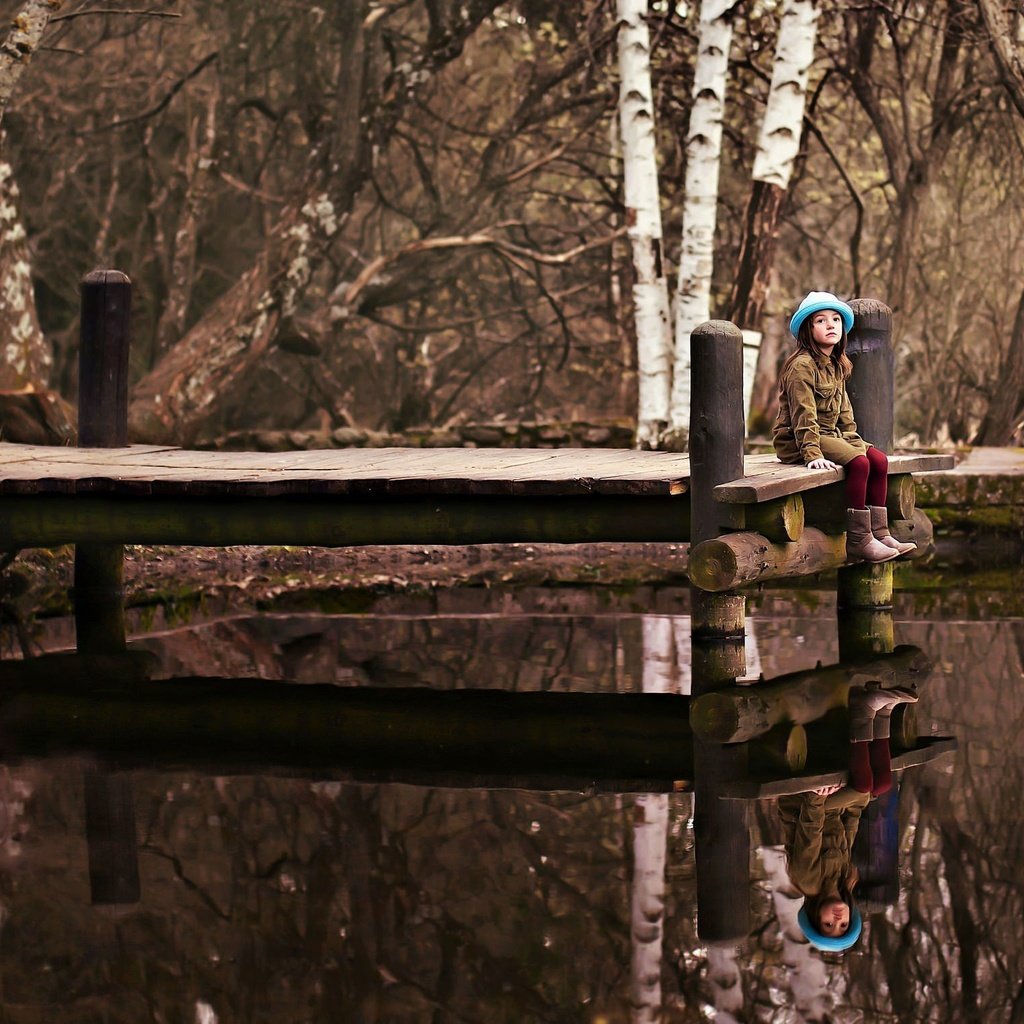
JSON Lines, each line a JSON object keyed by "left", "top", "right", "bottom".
{"left": 78, "top": 270, "right": 131, "bottom": 448}
{"left": 83, "top": 771, "right": 140, "bottom": 906}
{"left": 689, "top": 319, "right": 750, "bottom": 942}
{"left": 75, "top": 269, "right": 138, "bottom": 906}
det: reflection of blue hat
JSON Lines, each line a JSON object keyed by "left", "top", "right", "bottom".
{"left": 790, "top": 291, "right": 855, "bottom": 339}
{"left": 798, "top": 904, "right": 863, "bottom": 952}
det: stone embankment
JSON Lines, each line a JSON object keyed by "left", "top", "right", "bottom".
{"left": 203, "top": 420, "right": 636, "bottom": 452}
{"left": 914, "top": 447, "right": 1024, "bottom": 538}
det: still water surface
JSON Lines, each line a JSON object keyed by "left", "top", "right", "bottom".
{"left": 0, "top": 566, "right": 1020, "bottom": 1023}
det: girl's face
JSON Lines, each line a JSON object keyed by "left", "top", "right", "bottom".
{"left": 817, "top": 897, "right": 851, "bottom": 936}
{"left": 809, "top": 310, "right": 844, "bottom": 354}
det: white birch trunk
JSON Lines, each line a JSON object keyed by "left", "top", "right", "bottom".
{"left": 0, "top": 141, "right": 50, "bottom": 390}
{"left": 0, "top": 3, "right": 65, "bottom": 390}
{"left": 629, "top": 616, "right": 676, "bottom": 1022}
{"left": 670, "top": 0, "right": 734, "bottom": 434}
{"left": 616, "top": 0, "right": 672, "bottom": 449}
{"left": 751, "top": 0, "right": 820, "bottom": 190}
{"left": 706, "top": 942, "right": 744, "bottom": 1023}
{"left": 758, "top": 844, "right": 839, "bottom": 1021}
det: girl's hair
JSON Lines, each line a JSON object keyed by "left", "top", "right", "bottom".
{"left": 781, "top": 313, "right": 854, "bottom": 380}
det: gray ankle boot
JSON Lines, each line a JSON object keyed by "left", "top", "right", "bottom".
{"left": 869, "top": 505, "right": 916, "bottom": 556}
{"left": 846, "top": 508, "right": 900, "bottom": 563}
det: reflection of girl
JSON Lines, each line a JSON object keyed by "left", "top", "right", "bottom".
{"left": 777, "top": 684, "right": 918, "bottom": 952}
{"left": 772, "top": 291, "right": 915, "bottom": 563}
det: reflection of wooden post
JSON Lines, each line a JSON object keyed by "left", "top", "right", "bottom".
{"left": 851, "top": 784, "right": 900, "bottom": 909}
{"left": 75, "top": 269, "right": 139, "bottom": 906}
{"left": 689, "top": 320, "right": 750, "bottom": 943}
{"left": 83, "top": 772, "right": 140, "bottom": 906}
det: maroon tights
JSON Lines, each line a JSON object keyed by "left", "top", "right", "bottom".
{"left": 850, "top": 740, "right": 893, "bottom": 796}
{"left": 844, "top": 446, "right": 888, "bottom": 509}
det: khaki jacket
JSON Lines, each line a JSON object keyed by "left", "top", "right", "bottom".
{"left": 772, "top": 351, "right": 868, "bottom": 465}
{"left": 777, "top": 789, "right": 869, "bottom": 897}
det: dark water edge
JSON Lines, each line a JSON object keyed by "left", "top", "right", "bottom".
{"left": 0, "top": 552, "right": 1020, "bottom": 1022}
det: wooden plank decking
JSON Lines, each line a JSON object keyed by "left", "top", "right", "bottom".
{"left": 0, "top": 443, "right": 693, "bottom": 497}
{"left": 0, "top": 443, "right": 953, "bottom": 499}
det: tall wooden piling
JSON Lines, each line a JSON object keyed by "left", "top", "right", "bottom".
{"left": 838, "top": 298, "right": 897, "bottom": 655}
{"left": 846, "top": 299, "right": 894, "bottom": 451}
{"left": 689, "top": 320, "right": 750, "bottom": 942}
{"left": 75, "top": 269, "right": 139, "bottom": 906}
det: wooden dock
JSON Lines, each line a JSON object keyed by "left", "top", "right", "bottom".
{"left": 0, "top": 442, "right": 952, "bottom": 551}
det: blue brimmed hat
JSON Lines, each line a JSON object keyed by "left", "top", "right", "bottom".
{"left": 797, "top": 904, "right": 863, "bottom": 952}
{"left": 790, "top": 291, "right": 855, "bottom": 339}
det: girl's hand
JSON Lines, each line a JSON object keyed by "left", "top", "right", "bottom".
{"left": 814, "top": 784, "right": 842, "bottom": 796}
{"left": 807, "top": 458, "right": 840, "bottom": 471}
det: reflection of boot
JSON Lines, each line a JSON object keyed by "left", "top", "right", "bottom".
{"left": 869, "top": 505, "right": 916, "bottom": 556}
{"left": 846, "top": 508, "right": 900, "bottom": 563}
{"left": 849, "top": 684, "right": 918, "bottom": 741}
{"left": 872, "top": 687, "right": 919, "bottom": 738}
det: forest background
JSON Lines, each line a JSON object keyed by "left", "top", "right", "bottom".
{"left": 1, "top": 0, "right": 1024, "bottom": 451}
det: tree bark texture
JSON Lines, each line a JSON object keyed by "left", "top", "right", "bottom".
{"left": 974, "top": 284, "right": 1024, "bottom": 444}
{"left": 616, "top": 0, "right": 672, "bottom": 449}
{"left": 670, "top": 0, "right": 734, "bottom": 435}
{"left": 0, "top": 0, "right": 64, "bottom": 125}
{"left": 0, "top": 141, "right": 50, "bottom": 390}
{"left": 128, "top": 1, "right": 500, "bottom": 445}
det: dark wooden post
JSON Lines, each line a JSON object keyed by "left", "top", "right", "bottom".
{"left": 689, "top": 319, "right": 750, "bottom": 943}
{"left": 839, "top": 299, "right": 896, "bottom": 654}
{"left": 75, "top": 269, "right": 139, "bottom": 906}
{"left": 846, "top": 298, "right": 894, "bottom": 451}
{"left": 78, "top": 270, "right": 131, "bottom": 447}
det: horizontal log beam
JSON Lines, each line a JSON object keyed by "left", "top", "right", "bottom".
{"left": 689, "top": 645, "right": 931, "bottom": 742}
{"left": 738, "top": 494, "right": 804, "bottom": 542}
{"left": 689, "top": 509, "right": 935, "bottom": 592}
{"left": 0, "top": 494, "right": 690, "bottom": 547}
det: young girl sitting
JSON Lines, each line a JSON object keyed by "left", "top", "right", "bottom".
{"left": 772, "top": 291, "right": 915, "bottom": 562}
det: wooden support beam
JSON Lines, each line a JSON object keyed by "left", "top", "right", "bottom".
{"left": 738, "top": 493, "right": 804, "bottom": 543}
{"left": 689, "top": 527, "right": 847, "bottom": 592}
{"left": 689, "top": 508, "right": 933, "bottom": 593}
{"left": 0, "top": 494, "right": 691, "bottom": 548}
{"left": 688, "top": 645, "right": 931, "bottom": 743}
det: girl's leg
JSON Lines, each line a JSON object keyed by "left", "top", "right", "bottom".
{"left": 850, "top": 740, "right": 874, "bottom": 793}
{"left": 845, "top": 455, "right": 870, "bottom": 510}
{"left": 848, "top": 686, "right": 875, "bottom": 793}
{"left": 865, "top": 446, "right": 888, "bottom": 507}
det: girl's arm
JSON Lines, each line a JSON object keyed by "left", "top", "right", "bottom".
{"left": 778, "top": 793, "right": 826, "bottom": 885}
{"left": 783, "top": 364, "right": 827, "bottom": 464}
